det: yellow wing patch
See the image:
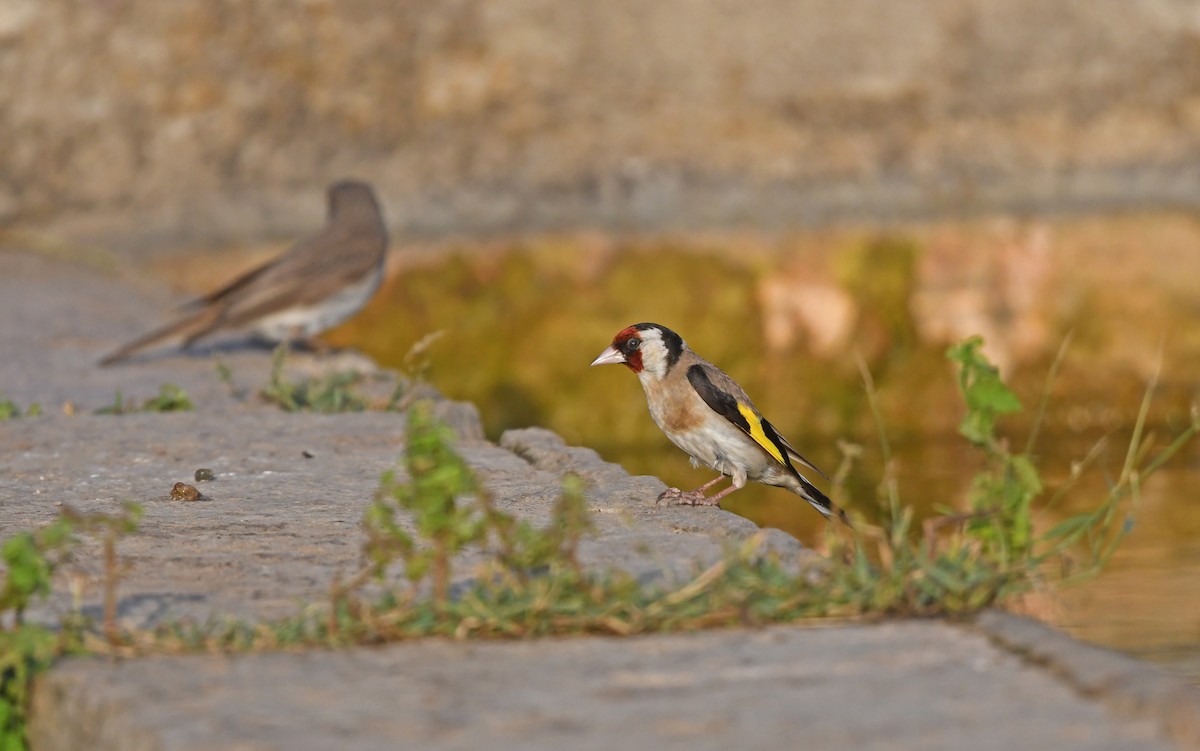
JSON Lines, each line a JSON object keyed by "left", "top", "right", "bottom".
{"left": 736, "top": 403, "right": 785, "bottom": 465}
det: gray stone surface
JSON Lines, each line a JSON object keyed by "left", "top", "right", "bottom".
{"left": 5, "top": 246, "right": 1200, "bottom": 749}
{"left": 1, "top": 412, "right": 797, "bottom": 628}
{"left": 2, "top": 1, "right": 1200, "bottom": 249}
{"left": 27, "top": 622, "right": 1180, "bottom": 751}
{"left": 974, "top": 611, "right": 1200, "bottom": 745}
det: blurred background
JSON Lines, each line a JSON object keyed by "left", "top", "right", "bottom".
{"left": 2, "top": 0, "right": 1198, "bottom": 677}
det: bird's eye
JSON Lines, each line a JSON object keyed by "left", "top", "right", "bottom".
{"left": 625, "top": 339, "right": 640, "bottom": 351}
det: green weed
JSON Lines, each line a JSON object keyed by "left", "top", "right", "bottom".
{"left": 256, "top": 334, "right": 441, "bottom": 414}
{"left": 259, "top": 345, "right": 367, "bottom": 413}
{"left": 59, "top": 505, "right": 144, "bottom": 643}
{"left": 0, "top": 520, "right": 74, "bottom": 626}
{"left": 0, "top": 398, "right": 40, "bottom": 421}
{"left": 947, "top": 336, "right": 1041, "bottom": 565}
{"left": 213, "top": 358, "right": 248, "bottom": 401}
{"left": 94, "top": 384, "right": 193, "bottom": 415}
{"left": 384, "top": 331, "right": 444, "bottom": 412}
{"left": 816, "top": 336, "right": 1199, "bottom": 615}
{"left": 0, "top": 626, "right": 60, "bottom": 751}
{"left": 0, "top": 504, "right": 141, "bottom": 750}
{"left": 364, "top": 403, "right": 488, "bottom": 606}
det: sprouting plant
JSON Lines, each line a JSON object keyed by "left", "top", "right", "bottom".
{"left": 0, "top": 519, "right": 75, "bottom": 625}
{"left": 817, "top": 336, "right": 1200, "bottom": 616}
{"left": 0, "top": 397, "right": 40, "bottom": 421}
{"left": 94, "top": 384, "right": 193, "bottom": 415}
{"left": 946, "top": 336, "right": 1041, "bottom": 565}
{"left": 0, "top": 504, "right": 140, "bottom": 751}
{"left": 59, "top": 504, "right": 143, "bottom": 644}
{"left": 499, "top": 473, "right": 591, "bottom": 578}
{"left": 213, "top": 358, "right": 248, "bottom": 401}
{"left": 94, "top": 390, "right": 128, "bottom": 415}
{"left": 0, "top": 624, "right": 60, "bottom": 751}
{"left": 142, "top": 384, "right": 194, "bottom": 413}
{"left": 364, "top": 402, "right": 486, "bottom": 607}
{"left": 386, "top": 331, "right": 445, "bottom": 411}
{"left": 1033, "top": 347, "right": 1196, "bottom": 586}
{"left": 260, "top": 345, "right": 367, "bottom": 413}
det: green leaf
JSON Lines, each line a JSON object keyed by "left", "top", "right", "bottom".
{"left": 1009, "top": 455, "right": 1043, "bottom": 496}
{"left": 1041, "top": 514, "right": 1095, "bottom": 543}
{"left": 965, "top": 377, "right": 1022, "bottom": 414}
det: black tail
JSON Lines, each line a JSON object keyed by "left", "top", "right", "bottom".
{"left": 796, "top": 476, "right": 851, "bottom": 526}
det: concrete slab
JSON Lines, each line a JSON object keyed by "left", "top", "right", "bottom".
{"left": 28, "top": 622, "right": 1182, "bottom": 751}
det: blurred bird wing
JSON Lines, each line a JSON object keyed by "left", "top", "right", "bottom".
{"left": 685, "top": 362, "right": 826, "bottom": 479}
{"left": 177, "top": 255, "right": 278, "bottom": 311}
{"left": 183, "top": 221, "right": 386, "bottom": 324}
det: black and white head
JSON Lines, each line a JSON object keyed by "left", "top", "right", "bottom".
{"left": 590, "top": 323, "right": 686, "bottom": 379}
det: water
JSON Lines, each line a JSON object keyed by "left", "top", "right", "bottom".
{"left": 319, "top": 217, "right": 1200, "bottom": 680}
{"left": 1046, "top": 459, "right": 1200, "bottom": 679}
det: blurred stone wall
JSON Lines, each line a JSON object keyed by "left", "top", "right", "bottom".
{"left": 2, "top": 0, "right": 1199, "bottom": 251}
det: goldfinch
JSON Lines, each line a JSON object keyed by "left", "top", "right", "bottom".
{"left": 591, "top": 322, "right": 845, "bottom": 522}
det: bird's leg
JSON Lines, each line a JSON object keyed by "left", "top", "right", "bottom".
{"left": 657, "top": 475, "right": 728, "bottom": 506}
{"left": 700, "top": 482, "right": 743, "bottom": 507}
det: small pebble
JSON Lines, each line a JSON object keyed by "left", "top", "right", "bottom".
{"left": 302, "top": 450, "right": 315, "bottom": 459}
{"left": 171, "top": 482, "right": 201, "bottom": 501}
{"left": 194, "top": 468, "right": 215, "bottom": 482}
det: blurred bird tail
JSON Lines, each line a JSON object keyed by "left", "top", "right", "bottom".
{"left": 97, "top": 309, "right": 218, "bottom": 367}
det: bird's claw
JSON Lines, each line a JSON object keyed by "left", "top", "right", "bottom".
{"left": 656, "top": 487, "right": 684, "bottom": 505}
{"left": 657, "top": 487, "right": 720, "bottom": 507}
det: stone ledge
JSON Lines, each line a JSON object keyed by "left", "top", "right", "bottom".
{"left": 973, "top": 610, "right": 1200, "bottom": 747}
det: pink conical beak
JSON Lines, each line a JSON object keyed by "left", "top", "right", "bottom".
{"left": 590, "top": 344, "right": 625, "bottom": 367}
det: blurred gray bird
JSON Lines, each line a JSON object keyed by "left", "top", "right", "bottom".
{"left": 99, "top": 180, "right": 388, "bottom": 366}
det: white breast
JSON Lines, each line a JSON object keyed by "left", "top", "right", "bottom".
{"left": 252, "top": 265, "right": 383, "bottom": 342}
